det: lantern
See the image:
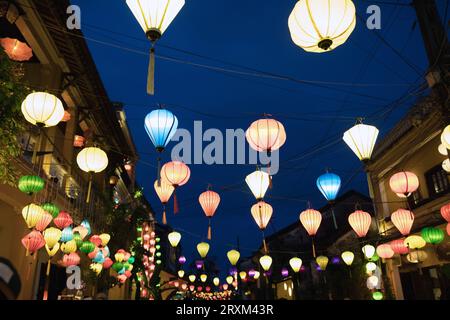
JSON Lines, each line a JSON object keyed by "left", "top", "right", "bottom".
{"left": 391, "top": 209, "right": 414, "bottom": 236}
{"left": 227, "top": 250, "right": 240, "bottom": 266}
{"left": 289, "top": 257, "right": 302, "bottom": 273}
{"left": 161, "top": 161, "right": 190, "bottom": 213}
{"left": 441, "top": 203, "right": 450, "bottom": 222}
{"left": 299, "top": 208, "right": 322, "bottom": 257}
{"left": 80, "top": 241, "right": 95, "bottom": 254}
{"left": 21, "top": 230, "right": 45, "bottom": 256}
{"left": 316, "top": 256, "right": 329, "bottom": 271}
{"left": 99, "top": 234, "right": 111, "bottom": 247}
{"left": 22, "top": 204, "right": 45, "bottom": 229}
{"left": 200, "top": 274, "right": 208, "bottom": 283}
{"left": 35, "top": 211, "right": 53, "bottom": 232}
{"left": 126, "top": 0, "right": 185, "bottom": 95}
{"left": 390, "top": 238, "right": 409, "bottom": 255}
{"left": 154, "top": 179, "right": 175, "bottom": 225}
{"left": 77, "top": 147, "right": 108, "bottom": 203}
{"left": 372, "top": 291, "right": 384, "bottom": 300}
{"left": 441, "top": 125, "right": 450, "bottom": 149}
{"left": 178, "top": 256, "right": 186, "bottom": 264}
{"left": 0, "top": 38, "right": 33, "bottom": 61}
{"left": 53, "top": 211, "right": 73, "bottom": 229}
{"left": 251, "top": 201, "right": 273, "bottom": 231}
{"left": 367, "top": 275, "right": 379, "bottom": 289}
{"left": 389, "top": 171, "right": 419, "bottom": 197}
{"left": 63, "top": 253, "right": 80, "bottom": 267}
{"left": 288, "top": 0, "right": 356, "bottom": 53}
{"left": 189, "top": 275, "right": 196, "bottom": 283}
{"left": 348, "top": 210, "right": 372, "bottom": 238}
{"left": 245, "top": 169, "right": 270, "bottom": 201}
{"left": 43, "top": 227, "right": 62, "bottom": 249}
{"left": 438, "top": 143, "right": 448, "bottom": 156}
{"left": 73, "top": 135, "right": 85, "bottom": 148}
{"left": 421, "top": 227, "right": 444, "bottom": 245}
{"left": 199, "top": 188, "right": 221, "bottom": 240}
{"left": 246, "top": 118, "right": 287, "bottom": 154}
{"left": 404, "top": 235, "right": 426, "bottom": 249}
{"left": 61, "top": 240, "right": 77, "bottom": 254}
{"left": 341, "top": 251, "right": 354, "bottom": 266}
{"left": 406, "top": 250, "right": 428, "bottom": 264}
{"left": 18, "top": 175, "right": 45, "bottom": 195}
{"left": 443, "top": 159, "right": 450, "bottom": 173}
{"left": 366, "top": 262, "right": 377, "bottom": 273}
{"left": 90, "top": 235, "right": 102, "bottom": 247}
{"left": 213, "top": 277, "right": 220, "bottom": 287}
{"left": 316, "top": 172, "right": 341, "bottom": 202}
{"left": 73, "top": 225, "right": 88, "bottom": 240}
{"left": 197, "top": 242, "right": 210, "bottom": 258}
{"left": 21, "top": 92, "right": 64, "bottom": 127}
{"left": 343, "top": 122, "right": 379, "bottom": 162}
{"left": 376, "top": 244, "right": 394, "bottom": 259}
{"left": 144, "top": 108, "right": 178, "bottom": 152}
{"left": 362, "top": 245, "right": 375, "bottom": 259}
{"left": 253, "top": 271, "right": 261, "bottom": 280}
{"left": 447, "top": 223, "right": 450, "bottom": 236}
{"left": 90, "top": 263, "right": 103, "bottom": 276}
{"left": 168, "top": 231, "right": 181, "bottom": 247}
{"left": 178, "top": 270, "right": 185, "bottom": 278}
{"left": 103, "top": 258, "right": 113, "bottom": 269}
{"left": 61, "top": 227, "right": 74, "bottom": 243}
{"left": 41, "top": 203, "right": 60, "bottom": 218}
{"left": 81, "top": 220, "right": 92, "bottom": 236}
{"left": 259, "top": 255, "right": 272, "bottom": 271}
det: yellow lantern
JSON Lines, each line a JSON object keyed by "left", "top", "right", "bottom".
{"left": 406, "top": 250, "right": 428, "bottom": 263}
{"left": 404, "top": 235, "right": 426, "bottom": 249}
{"left": 197, "top": 242, "right": 210, "bottom": 258}
{"left": 200, "top": 274, "right": 208, "bottom": 283}
{"left": 213, "top": 277, "right": 220, "bottom": 287}
{"left": 21, "top": 92, "right": 65, "bottom": 127}
{"left": 259, "top": 255, "right": 272, "bottom": 271}
{"left": 44, "top": 242, "right": 60, "bottom": 276}
{"left": 178, "top": 270, "right": 185, "bottom": 278}
{"left": 22, "top": 204, "right": 45, "bottom": 229}
{"left": 226, "top": 276, "right": 234, "bottom": 285}
{"left": 245, "top": 169, "right": 270, "bottom": 201}
{"left": 61, "top": 240, "right": 77, "bottom": 254}
{"left": 289, "top": 257, "right": 302, "bottom": 273}
{"left": 90, "top": 263, "right": 103, "bottom": 276}
{"left": 442, "top": 159, "right": 450, "bottom": 173}
{"left": 115, "top": 252, "right": 125, "bottom": 263}
{"left": 441, "top": 125, "right": 450, "bottom": 149}
{"left": 253, "top": 271, "right": 261, "bottom": 280}
{"left": 239, "top": 271, "right": 247, "bottom": 280}
{"left": 99, "top": 233, "right": 111, "bottom": 246}
{"left": 362, "top": 245, "right": 376, "bottom": 259}
{"left": 438, "top": 144, "right": 448, "bottom": 156}
{"left": 316, "top": 256, "right": 329, "bottom": 271}
{"left": 366, "top": 262, "right": 377, "bottom": 273}
{"left": 189, "top": 275, "right": 196, "bottom": 282}
{"left": 77, "top": 147, "right": 109, "bottom": 203}
{"left": 227, "top": 249, "right": 240, "bottom": 266}
{"left": 343, "top": 122, "right": 379, "bottom": 162}
{"left": 43, "top": 227, "right": 62, "bottom": 249}
{"left": 288, "top": 0, "right": 356, "bottom": 53}
{"left": 168, "top": 231, "right": 181, "bottom": 247}
{"left": 341, "top": 251, "right": 355, "bottom": 266}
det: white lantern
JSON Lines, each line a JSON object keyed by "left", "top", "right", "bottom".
{"left": 443, "top": 159, "right": 450, "bottom": 173}
{"left": 343, "top": 123, "right": 379, "bottom": 162}
{"left": 441, "top": 125, "right": 450, "bottom": 149}
{"left": 77, "top": 147, "right": 108, "bottom": 203}
{"left": 21, "top": 92, "right": 65, "bottom": 127}
{"left": 245, "top": 170, "right": 270, "bottom": 201}
{"left": 362, "top": 245, "right": 376, "bottom": 259}
{"left": 438, "top": 143, "right": 448, "bottom": 156}
{"left": 168, "top": 231, "right": 181, "bottom": 247}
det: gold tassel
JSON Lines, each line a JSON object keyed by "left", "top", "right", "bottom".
{"left": 147, "top": 48, "right": 155, "bottom": 95}
{"left": 46, "top": 259, "right": 51, "bottom": 276}
{"left": 312, "top": 238, "right": 316, "bottom": 258}
{"left": 86, "top": 175, "right": 92, "bottom": 204}
{"left": 162, "top": 209, "right": 167, "bottom": 225}
{"left": 207, "top": 224, "right": 212, "bottom": 241}
{"left": 263, "top": 238, "right": 268, "bottom": 254}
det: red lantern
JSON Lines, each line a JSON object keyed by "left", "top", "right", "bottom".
{"left": 0, "top": 38, "right": 33, "bottom": 61}
{"left": 54, "top": 211, "right": 73, "bottom": 229}
{"left": 447, "top": 223, "right": 450, "bottom": 236}
{"left": 90, "top": 235, "right": 102, "bottom": 247}
{"left": 103, "top": 257, "right": 113, "bottom": 269}
{"left": 389, "top": 171, "right": 419, "bottom": 197}
{"left": 35, "top": 211, "right": 53, "bottom": 232}
{"left": 246, "top": 118, "right": 287, "bottom": 153}
{"left": 441, "top": 203, "right": 450, "bottom": 222}
{"left": 391, "top": 209, "right": 414, "bottom": 236}
{"left": 63, "top": 253, "right": 80, "bottom": 267}
{"left": 88, "top": 247, "right": 99, "bottom": 260}
{"left": 161, "top": 161, "right": 191, "bottom": 213}
{"left": 376, "top": 244, "right": 394, "bottom": 259}
{"left": 21, "top": 230, "right": 45, "bottom": 256}
{"left": 199, "top": 189, "right": 221, "bottom": 240}
{"left": 299, "top": 208, "right": 322, "bottom": 257}
{"left": 390, "top": 238, "right": 409, "bottom": 255}
{"left": 348, "top": 210, "right": 372, "bottom": 238}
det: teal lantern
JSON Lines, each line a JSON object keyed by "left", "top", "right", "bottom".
{"left": 41, "top": 203, "right": 60, "bottom": 218}
{"left": 61, "top": 226, "right": 74, "bottom": 242}
{"left": 128, "top": 257, "right": 135, "bottom": 264}
{"left": 421, "top": 227, "right": 445, "bottom": 245}
{"left": 316, "top": 172, "right": 341, "bottom": 202}
{"left": 144, "top": 109, "right": 178, "bottom": 153}
{"left": 18, "top": 175, "right": 45, "bottom": 195}
{"left": 81, "top": 219, "right": 91, "bottom": 236}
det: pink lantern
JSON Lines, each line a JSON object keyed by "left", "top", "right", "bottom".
{"left": 88, "top": 247, "right": 99, "bottom": 260}
{"left": 117, "top": 274, "right": 127, "bottom": 283}
{"left": 447, "top": 223, "right": 450, "bottom": 236}
{"left": 376, "top": 244, "right": 394, "bottom": 259}
{"left": 63, "top": 253, "right": 80, "bottom": 267}
{"left": 89, "top": 235, "right": 102, "bottom": 247}
{"left": 391, "top": 209, "right": 414, "bottom": 236}
{"left": 54, "top": 211, "right": 73, "bottom": 229}
{"left": 73, "top": 225, "right": 88, "bottom": 239}
{"left": 73, "top": 135, "right": 85, "bottom": 148}
{"left": 123, "top": 252, "right": 131, "bottom": 261}
{"left": 441, "top": 203, "right": 450, "bottom": 222}
{"left": 103, "top": 257, "right": 113, "bottom": 269}
{"left": 0, "top": 38, "right": 33, "bottom": 61}
{"left": 35, "top": 212, "right": 53, "bottom": 232}
{"left": 21, "top": 230, "right": 45, "bottom": 255}
{"left": 390, "top": 238, "right": 409, "bottom": 255}
{"left": 125, "top": 270, "right": 132, "bottom": 278}
{"left": 389, "top": 171, "right": 419, "bottom": 197}
{"left": 348, "top": 210, "right": 372, "bottom": 238}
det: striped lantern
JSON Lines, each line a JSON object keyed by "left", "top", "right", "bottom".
{"left": 21, "top": 230, "right": 45, "bottom": 256}
{"left": 441, "top": 203, "right": 450, "bottom": 222}
{"left": 389, "top": 238, "right": 409, "bottom": 255}
{"left": 348, "top": 210, "right": 372, "bottom": 238}
{"left": 391, "top": 209, "right": 414, "bottom": 236}
{"left": 54, "top": 211, "right": 73, "bottom": 229}
{"left": 199, "top": 189, "right": 221, "bottom": 240}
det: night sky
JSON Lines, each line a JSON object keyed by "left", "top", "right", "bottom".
{"left": 70, "top": 0, "right": 447, "bottom": 276}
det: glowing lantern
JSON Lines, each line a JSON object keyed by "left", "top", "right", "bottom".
{"left": 41, "top": 203, "right": 60, "bottom": 218}
{"left": 438, "top": 143, "right": 448, "bottom": 156}
{"left": 61, "top": 227, "right": 74, "bottom": 243}
{"left": 200, "top": 274, "right": 208, "bottom": 283}
{"left": 189, "top": 275, "right": 196, "bottom": 283}
{"left": 373, "top": 291, "right": 383, "bottom": 300}
{"left": 348, "top": 210, "right": 372, "bottom": 238}
{"left": 18, "top": 175, "right": 45, "bottom": 195}
{"left": 441, "top": 203, "right": 450, "bottom": 222}
{"left": 213, "top": 277, "right": 220, "bottom": 286}
{"left": 406, "top": 250, "right": 428, "bottom": 264}
{"left": 63, "top": 253, "right": 80, "bottom": 267}
{"left": 89, "top": 235, "right": 102, "bottom": 247}
{"left": 299, "top": 208, "right": 322, "bottom": 257}
{"left": 316, "top": 256, "right": 329, "bottom": 271}
{"left": 288, "top": 0, "right": 356, "bottom": 53}
{"left": 441, "top": 125, "right": 450, "bottom": 149}
{"left": 35, "top": 211, "right": 53, "bottom": 232}
{"left": 178, "top": 270, "right": 185, "bottom": 278}
{"left": 421, "top": 227, "right": 444, "bottom": 245}
{"left": 154, "top": 179, "right": 175, "bottom": 225}
{"left": 404, "top": 235, "right": 426, "bottom": 249}
{"left": 367, "top": 275, "right": 379, "bottom": 289}
{"left": 61, "top": 240, "right": 77, "bottom": 254}
{"left": 168, "top": 231, "right": 181, "bottom": 247}
{"left": 197, "top": 242, "right": 210, "bottom": 258}
{"left": 259, "top": 255, "right": 272, "bottom": 271}
{"left": 362, "top": 245, "right": 375, "bottom": 259}
{"left": 245, "top": 169, "right": 270, "bottom": 201}
{"left": 99, "top": 234, "right": 111, "bottom": 247}
{"left": 73, "top": 135, "right": 85, "bottom": 148}
{"left": 161, "top": 161, "right": 190, "bottom": 213}
{"left": 376, "top": 244, "right": 394, "bottom": 259}
{"left": 73, "top": 226, "right": 88, "bottom": 240}
{"left": 443, "top": 159, "right": 450, "bottom": 173}
{"left": 316, "top": 172, "right": 341, "bottom": 202}
{"left": 80, "top": 241, "right": 95, "bottom": 254}
{"left": 0, "top": 38, "right": 33, "bottom": 61}
{"left": 90, "top": 263, "right": 103, "bottom": 276}
{"left": 389, "top": 238, "right": 409, "bottom": 255}
{"left": 447, "top": 223, "right": 450, "bottom": 236}
{"left": 253, "top": 271, "right": 261, "bottom": 280}
{"left": 22, "top": 204, "right": 45, "bottom": 229}
{"left": 178, "top": 256, "right": 186, "bottom": 264}
{"left": 366, "top": 262, "right": 377, "bottom": 273}
{"left": 289, "top": 257, "right": 302, "bottom": 273}
{"left": 81, "top": 220, "right": 92, "bottom": 236}
{"left": 126, "top": 0, "right": 185, "bottom": 95}
{"left": 21, "top": 92, "right": 64, "bottom": 127}
{"left": 341, "top": 251, "right": 354, "bottom": 266}
{"left": 77, "top": 147, "right": 109, "bottom": 203}
{"left": 251, "top": 201, "right": 273, "bottom": 231}
{"left": 144, "top": 108, "right": 178, "bottom": 152}
{"left": 246, "top": 118, "right": 287, "bottom": 154}
{"left": 227, "top": 250, "right": 240, "bottom": 266}
{"left": 343, "top": 122, "right": 379, "bottom": 162}
{"left": 103, "top": 258, "right": 113, "bottom": 269}
{"left": 239, "top": 271, "right": 247, "bottom": 280}
{"left": 199, "top": 188, "right": 221, "bottom": 240}
{"left": 281, "top": 268, "right": 289, "bottom": 278}
{"left": 21, "top": 230, "right": 45, "bottom": 256}
{"left": 391, "top": 209, "right": 414, "bottom": 236}
{"left": 389, "top": 171, "right": 419, "bottom": 197}
{"left": 115, "top": 251, "right": 126, "bottom": 262}
{"left": 53, "top": 211, "right": 73, "bottom": 229}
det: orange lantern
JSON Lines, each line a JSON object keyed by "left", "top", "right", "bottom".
{"left": 0, "top": 38, "right": 33, "bottom": 61}
{"left": 35, "top": 211, "right": 53, "bottom": 232}
{"left": 246, "top": 118, "right": 287, "bottom": 153}
{"left": 21, "top": 230, "right": 45, "bottom": 256}
{"left": 61, "top": 110, "right": 71, "bottom": 122}
{"left": 389, "top": 171, "right": 419, "bottom": 197}
{"left": 389, "top": 238, "right": 409, "bottom": 255}
{"left": 441, "top": 203, "right": 450, "bottom": 222}
{"left": 73, "top": 135, "right": 85, "bottom": 148}
{"left": 154, "top": 179, "right": 175, "bottom": 225}
{"left": 251, "top": 201, "right": 273, "bottom": 231}
{"left": 53, "top": 211, "right": 73, "bottom": 229}
{"left": 161, "top": 161, "right": 190, "bottom": 213}
{"left": 199, "top": 188, "right": 221, "bottom": 240}
{"left": 299, "top": 208, "right": 322, "bottom": 257}
{"left": 376, "top": 244, "right": 394, "bottom": 259}
{"left": 391, "top": 209, "right": 414, "bottom": 236}
{"left": 348, "top": 210, "right": 372, "bottom": 238}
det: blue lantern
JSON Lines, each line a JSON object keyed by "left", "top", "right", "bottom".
{"left": 316, "top": 172, "right": 341, "bottom": 202}
{"left": 61, "top": 226, "right": 74, "bottom": 242}
{"left": 81, "top": 219, "right": 91, "bottom": 236}
{"left": 144, "top": 109, "right": 178, "bottom": 152}
{"left": 93, "top": 251, "right": 105, "bottom": 264}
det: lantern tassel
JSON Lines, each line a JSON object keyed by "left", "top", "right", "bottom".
{"left": 86, "top": 174, "right": 93, "bottom": 204}
{"left": 173, "top": 189, "right": 179, "bottom": 214}
{"left": 147, "top": 47, "right": 155, "bottom": 95}
{"left": 46, "top": 259, "right": 51, "bottom": 276}
{"left": 162, "top": 208, "right": 167, "bottom": 225}
{"left": 331, "top": 207, "right": 338, "bottom": 230}
{"left": 207, "top": 219, "right": 212, "bottom": 240}
{"left": 312, "top": 237, "right": 316, "bottom": 258}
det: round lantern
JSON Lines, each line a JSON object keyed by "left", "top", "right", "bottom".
{"left": 299, "top": 209, "right": 322, "bottom": 236}
{"left": 289, "top": 257, "right": 302, "bottom": 273}
{"left": 189, "top": 275, "right": 196, "bottom": 283}
{"left": 253, "top": 271, "right": 261, "bottom": 280}
{"left": 61, "top": 240, "right": 77, "bottom": 254}
{"left": 246, "top": 169, "right": 270, "bottom": 201}
{"left": 21, "top": 92, "right": 65, "bottom": 127}
{"left": 99, "top": 233, "right": 111, "bottom": 247}
{"left": 144, "top": 109, "right": 179, "bottom": 152}
{"left": 376, "top": 244, "right": 394, "bottom": 259}
{"left": 447, "top": 223, "right": 450, "bottom": 236}
{"left": 0, "top": 38, "right": 33, "bottom": 61}
{"left": 21, "top": 230, "right": 45, "bottom": 256}
{"left": 197, "top": 242, "right": 210, "bottom": 258}
{"left": 168, "top": 231, "right": 181, "bottom": 247}
{"left": 103, "top": 257, "right": 113, "bottom": 269}
{"left": 259, "top": 255, "right": 273, "bottom": 271}
{"left": 80, "top": 241, "right": 95, "bottom": 254}
{"left": 178, "top": 256, "right": 186, "bottom": 264}
{"left": 53, "top": 211, "right": 73, "bottom": 229}
{"left": 316, "top": 172, "right": 341, "bottom": 202}
{"left": 316, "top": 256, "right": 329, "bottom": 271}
{"left": 443, "top": 159, "right": 450, "bottom": 173}
{"left": 343, "top": 122, "right": 379, "bottom": 162}
{"left": 90, "top": 263, "right": 103, "bottom": 276}
{"left": 41, "top": 203, "right": 60, "bottom": 218}
{"left": 373, "top": 291, "right": 384, "bottom": 300}
{"left": 200, "top": 274, "right": 208, "bottom": 283}
{"left": 35, "top": 211, "right": 53, "bottom": 232}
{"left": 362, "top": 245, "right": 375, "bottom": 259}
{"left": 43, "top": 227, "right": 62, "bottom": 249}
{"left": 421, "top": 227, "right": 445, "bottom": 245}
{"left": 390, "top": 238, "right": 409, "bottom": 255}
{"left": 161, "top": 161, "right": 191, "bottom": 213}
{"left": 391, "top": 209, "right": 414, "bottom": 236}
{"left": 154, "top": 179, "right": 175, "bottom": 225}
{"left": 61, "top": 226, "right": 74, "bottom": 242}
{"left": 18, "top": 175, "right": 45, "bottom": 195}
{"left": 63, "top": 252, "right": 80, "bottom": 267}
{"left": 89, "top": 235, "right": 102, "bottom": 247}
{"left": 441, "top": 203, "right": 450, "bottom": 222}
{"left": 389, "top": 171, "right": 419, "bottom": 197}
{"left": 213, "top": 277, "right": 220, "bottom": 286}
{"left": 77, "top": 147, "right": 108, "bottom": 203}
{"left": 438, "top": 144, "right": 448, "bottom": 156}
{"left": 227, "top": 250, "right": 240, "bottom": 266}
{"left": 367, "top": 275, "right": 379, "bottom": 289}
{"left": 366, "top": 262, "right": 377, "bottom": 273}
{"left": 239, "top": 271, "right": 247, "bottom": 280}
{"left": 246, "top": 118, "right": 286, "bottom": 153}
{"left": 22, "top": 204, "right": 45, "bottom": 229}
{"left": 441, "top": 125, "right": 450, "bottom": 149}
{"left": 406, "top": 250, "right": 428, "bottom": 264}
{"left": 404, "top": 235, "right": 426, "bottom": 249}
{"left": 348, "top": 210, "right": 372, "bottom": 238}
{"left": 178, "top": 270, "right": 185, "bottom": 278}
{"left": 288, "top": 0, "right": 356, "bottom": 53}
{"left": 199, "top": 189, "right": 221, "bottom": 240}
{"left": 341, "top": 251, "right": 354, "bottom": 266}
{"left": 251, "top": 201, "right": 273, "bottom": 230}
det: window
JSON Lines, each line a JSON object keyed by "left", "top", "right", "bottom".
{"left": 425, "top": 165, "right": 450, "bottom": 197}
{"left": 408, "top": 190, "right": 422, "bottom": 208}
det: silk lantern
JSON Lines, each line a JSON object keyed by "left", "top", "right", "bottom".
{"left": 259, "top": 255, "right": 272, "bottom": 271}
{"left": 246, "top": 169, "right": 270, "bottom": 201}
{"left": 41, "top": 203, "right": 60, "bottom": 218}
{"left": 77, "top": 147, "right": 108, "bottom": 203}
{"left": 189, "top": 275, "right": 196, "bottom": 283}
{"left": 18, "top": 175, "right": 45, "bottom": 195}
{"left": 154, "top": 179, "right": 175, "bottom": 224}
{"left": 213, "top": 277, "right": 220, "bottom": 287}
{"left": 404, "top": 235, "right": 426, "bottom": 249}
{"left": 200, "top": 274, "right": 207, "bottom": 283}
{"left": 341, "top": 251, "right": 354, "bottom": 266}
{"left": 299, "top": 208, "right": 322, "bottom": 257}
{"left": 61, "top": 226, "right": 74, "bottom": 242}
{"left": 348, "top": 210, "right": 372, "bottom": 238}
{"left": 99, "top": 234, "right": 111, "bottom": 247}
{"left": 63, "top": 253, "right": 80, "bottom": 267}
{"left": 391, "top": 209, "right": 414, "bottom": 236}
{"left": 316, "top": 256, "right": 329, "bottom": 271}
{"left": 199, "top": 188, "right": 221, "bottom": 240}
{"left": 406, "top": 250, "right": 428, "bottom": 264}
{"left": 21, "top": 230, "right": 45, "bottom": 256}
{"left": 390, "top": 238, "right": 409, "bottom": 255}
{"left": 22, "top": 204, "right": 45, "bottom": 229}
{"left": 0, "top": 38, "right": 33, "bottom": 61}
{"left": 197, "top": 242, "right": 210, "bottom": 258}
{"left": 343, "top": 122, "right": 379, "bottom": 162}
{"left": 441, "top": 203, "right": 450, "bottom": 222}
{"left": 168, "top": 231, "right": 181, "bottom": 247}
{"left": 289, "top": 257, "right": 302, "bottom": 273}
{"left": 251, "top": 201, "right": 273, "bottom": 252}
{"left": 35, "top": 211, "right": 53, "bottom": 232}
{"left": 421, "top": 227, "right": 444, "bottom": 245}
{"left": 443, "top": 159, "right": 450, "bottom": 173}
{"left": 54, "top": 211, "right": 73, "bottom": 229}
{"left": 376, "top": 244, "right": 394, "bottom": 260}
{"left": 61, "top": 240, "right": 77, "bottom": 254}
{"left": 227, "top": 250, "right": 240, "bottom": 266}
{"left": 161, "top": 161, "right": 190, "bottom": 213}
{"left": 362, "top": 245, "right": 375, "bottom": 259}
{"left": 178, "top": 270, "right": 185, "bottom": 278}
{"left": 389, "top": 171, "right": 419, "bottom": 197}
{"left": 441, "top": 125, "right": 450, "bottom": 149}
{"left": 316, "top": 171, "right": 341, "bottom": 229}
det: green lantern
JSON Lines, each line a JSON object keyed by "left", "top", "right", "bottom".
{"left": 41, "top": 203, "right": 60, "bottom": 218}
{"left": 372, "top": 291, "right": 383, "bottom": 300}
{"left": 156, "top": 260, "right": 162, "bottom": 265}
{"left": 18, "top": 175, "right": 45, "bottom": 195}
{"left": 156, "top": 252, "right": 162, "bottom": 257}
{"left": 128, "top": 257, "right": 135, "bottom": 264}
{"left": 123, "top": 262, "right": 131, "bottom": 270}
{"left": 112, "top": 262, "right": 124, "bottom": 272}
{"left": 156, "top": 244, "right": 161, "bottom": 250}
{"left": 156, "top": 237, "right": 161, "bottom": 242}
{"left": 369, "top": 252, "right": 379, "bottom": 262}
{"left": 421, "top": 227, "right": 445, "bottom": 245}
{"left": 73, "top": 232, "right": 83, "bottom": 248}
{"left": 80, "top": 241, "right": 95, "bottom": 254}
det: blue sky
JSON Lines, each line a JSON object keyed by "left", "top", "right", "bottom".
{"left": 71, "top": 0, "right": 447, "bottom": 277}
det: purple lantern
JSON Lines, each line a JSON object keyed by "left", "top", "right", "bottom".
{"left": 195, "top": 260, "right": 204, "bottom": 270}
{"left": 264, "top": 270, "right": 272, "bottom": 277}
{"left": 229, "top": 266, "right": 237, "bottom": 276}
{"left": 332, "top": 257, "right": 340, "bottom": 265}
{"left": 248, "top": 269, "right": 256, "bottom": 278}
{"left": 281, "top": 267, "right": 289, "bottom": 277}
{"left": 178, "top": 256, "right": 186, "bottom": 265}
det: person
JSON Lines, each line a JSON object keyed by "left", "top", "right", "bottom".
{"left": 0, "top": 257, "right": 21, "bottom": 300}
